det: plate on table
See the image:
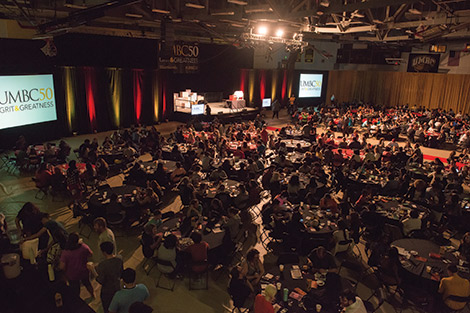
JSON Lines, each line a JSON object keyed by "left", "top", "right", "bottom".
{"left": 316, "top": 280, "right": 325, "bottom": 287}
{"left": 410, "top": 250, "right": 418, "bottom": 256}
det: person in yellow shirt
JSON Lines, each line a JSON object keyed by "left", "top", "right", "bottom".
{"left": 438, "top": 264, "right": 470, "bottom": 311}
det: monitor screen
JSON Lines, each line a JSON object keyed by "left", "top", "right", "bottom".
{"left": 0, "top": 74, "right": 57, "bottom": 130}
{"left": 191, "top": 103, "right": 205, "bottom": 115}
{"left": 262, "top": 98, "right": 272, "bottom": 108}
{"left": 298, "top": 73, "right": 323, "bottom": 98}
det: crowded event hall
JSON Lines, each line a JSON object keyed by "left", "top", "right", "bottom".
{"left": 2, "top": 0, "right": 470, "bottom": 313}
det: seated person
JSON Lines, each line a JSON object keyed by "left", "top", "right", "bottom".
{"left": 439, "top": 264, "right": 470, "bottom": 311}
{"left": 401, "top": 210, "right": 421, "bottom": 236}
{"left": 458, "top": 232, "right": 470, "bottom": 261}
{"left": 254, "top": 284, "right": 277, "bottom": 313}
{"left": 209, "top": 167, "right": 228, "bottom": 182}
{"left": 35, "top": 163, "right": 52, "bottom": 188}
{"left": 233, "top": 185, "right": 250, "bottom": 209}
{"left": 339, "top": 290, "right": 367, "bottom": 313}
{"left": 241, "top": 249, "right": 265, "bottom": 290}
{"left": 308, "top": 246, "right": 337, "bottom": 273}
{"left": 141, "top": 223, "right": 161, "bottom": 259}
{"left": 185, "top": 231, "right": 209, "bottom": 272}
{"left": 229, "top": 266, "right": 254, "bottom": 309}
{"left": 332, "top": 219, "right": 352, "bottom": 255}
{"left": 156, "top": 234, "right": 179, "bottom": 276}
{"left": 377, "top": 247, "right": 401, "bottom": 286}
{"left": 170, "top": 162, "right": 186, "bottom": 184}
{"left": 319, "top": 193, "right": 339, "bottom": 214}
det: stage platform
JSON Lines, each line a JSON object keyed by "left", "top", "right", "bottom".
{"left": 173, "top": 101, "right": 260, "bottom": 123}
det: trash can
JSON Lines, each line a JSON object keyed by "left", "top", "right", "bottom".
{"left": 1, "top": 253, "right": 21, "bottom": 279}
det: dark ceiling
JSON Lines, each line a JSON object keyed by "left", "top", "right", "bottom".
{"left": 1, "top": 0, "right": 470, "bottom": 45}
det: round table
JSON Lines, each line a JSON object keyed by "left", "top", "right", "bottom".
{"left": 142, "top": 159, "right": 177, "bottom": 173}
{"left": 204, "top": 180, "right": 240, "bottom": 198}
{"left": 391, "top": 238, "right": 468, "bottom": 290}
{"left": 88, "top": 185, "right": 139, "bottom": 213}
{"left": 281, "top": 139, "right": 312, "bottom": 150}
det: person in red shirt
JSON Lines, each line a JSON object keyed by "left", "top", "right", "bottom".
{"left": 233, "top": 147, "right": 246, "bottom": 159}
{"left": 185, "top": 231, "right": 209, "bottom": 273}
{"left": 254, "top": 284, "right": 277, "bottom": 313}
{"left": 35, "top": 163, "right": 52, "bottom": 188}
{"left": 260, "top": 127, "right": 269, "bottom": 145}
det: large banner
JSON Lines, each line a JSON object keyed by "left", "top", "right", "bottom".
{"left": 0, "top": 74, "right": 57, "bottom": 130}
{"left": 407, "top": 53, "right": 440, "bottom": 73}
{"left": 298, "top": 73, "right": 323, "bottom": 98}
{"left": 158, "top": 41, "right": 199, "bottom": 73}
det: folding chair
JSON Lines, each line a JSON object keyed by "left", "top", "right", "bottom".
{"left": 189, "top": 260, "right": 209, "bottom": 290}
{"left": 155, "top": 258, "right": 176, "bottom": 291}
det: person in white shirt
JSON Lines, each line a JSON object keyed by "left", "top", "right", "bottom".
{"left": 94, "top": 217, "right": 117, "bottom": 255}
{"left": 387, "top": 138, "right": 399, "bottom": 149}
{"left": 401, "top": 210, "right": 422, "bottom": 236}
{"left": 340, "top": 290, "right": 367, "bottom": 313}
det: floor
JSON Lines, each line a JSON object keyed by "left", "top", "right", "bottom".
{"left": 0, "top": 108, "right": 459, "bottom": 313}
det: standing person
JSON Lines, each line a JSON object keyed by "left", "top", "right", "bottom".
{"left": 272, "top": 99, "right": 281, "bottom": 119}
{"left": 59, "top": 233, "right": 94, "bottom": 298}
{"left": 108, "top": 268, "right": 149, "bottom": 313}
{"left": 92, "top": 242, "right": 123, "bottom": 313}
{"left": 289, "top": 94, "right": 296, "bottom": 115}
{"left": 94, "top": 217, "right": 117, "bottom": 255}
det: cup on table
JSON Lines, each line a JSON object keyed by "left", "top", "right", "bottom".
{"left": 426, "top": 266, "right": 431, "bottom": 273}
{"left": 276, "top": 282, "right": 282, "bottom": 290}
{"left": 316, "top": 304, "right": 322, "bottom": 312}
{"left": 279, "top": 264, "right": 284, "bottom": 273}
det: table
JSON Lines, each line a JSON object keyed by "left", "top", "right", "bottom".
{"left": 392, "top": 238, "right": 469, "bottom": 290}
{"left": 375, "top": 198, "right": 429, "bottom": 226}
{"left": 56, "top": 163, "right": 90, "bottom": 175}
{"left": 161, "top": 143, "right": 192, "bottom": 154}
{"left": 227, "top": 141, "right": 257, "bottom": 152}
{"left": 284, "top": 129, "right": 303, "bottom": 138}
{"left": 301, "top": 207, "right": 338, "bottom": 236}
{"left": 141, "top": 159, "right": 177, "bottom": 173}
{"left": 231, "top": 99, "right": 246, "bottom": 109}
{"left": 281, "top": 139, "right": 312, "bottom": 150}
{"left": 204, "top": 180, "right": 240, "bottom": 198}
{"left": 261, "top": 264, "right": 352, "bottom": 313}
{"left": 88, "top": 185, "right": 139, "bottom": 213}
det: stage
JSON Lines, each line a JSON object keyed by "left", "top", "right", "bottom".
{"left": 173, "top": 101, "right": 260, "bottom": 122}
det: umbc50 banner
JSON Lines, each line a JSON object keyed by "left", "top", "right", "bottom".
{"left": 158, "top": 41, "right": 199, "bottom": 73}
{"left": 0, "top": 74, "right": 57, "bottom": 130}
{"left": 407, "top": 53, "right": 440, "bottom": 73}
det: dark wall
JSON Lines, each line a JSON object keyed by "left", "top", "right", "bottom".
{"left": 165, "top": 44, "right": 254, "bottom": 99}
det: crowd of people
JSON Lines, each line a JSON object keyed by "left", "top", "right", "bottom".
{"left": 4, "top": 103, "right": 470, "bottom": 313}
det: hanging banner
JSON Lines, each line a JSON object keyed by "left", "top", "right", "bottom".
{"left": 158, "top": 41, "right": 199, "bottom": 73}
{"left": 407, "top": 53, "right": 440, "bottom": 73}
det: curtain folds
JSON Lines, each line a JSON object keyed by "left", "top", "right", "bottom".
{"left": 106, "top": 68, "right": 122, "bottom": 129}
{"left": 326, "top": 70, "right": 470, "bottom": 113}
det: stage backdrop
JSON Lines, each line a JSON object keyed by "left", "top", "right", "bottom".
{"left": 326, "top": 70, "right": 470, "bottom": 113}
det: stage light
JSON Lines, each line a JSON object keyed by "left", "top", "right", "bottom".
{"left": 257, "top": 26, "right": 268, "bottom": 35}
{"left": 275, "top": 29, "right": 284, "bottom": 37}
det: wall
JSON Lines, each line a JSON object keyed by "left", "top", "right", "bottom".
{"left": 253, "top": 41, "right": 338, "bottom": 71}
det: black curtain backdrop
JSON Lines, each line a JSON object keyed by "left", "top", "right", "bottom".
{"left": 0, "top": 35, "right": 254, "bottom": 148}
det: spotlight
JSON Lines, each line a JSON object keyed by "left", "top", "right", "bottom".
{"left": 275, "top": 29, "right": 284, "bottom": 37}
{"left": 257, "top": 26, "right": 268, "bottom": 35}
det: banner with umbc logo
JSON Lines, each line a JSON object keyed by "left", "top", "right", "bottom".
{"left": 0, "top": 74, "right": 57, "bottom": 130}
{"left": 158, "top": 41, "right": 199, "bottom": 73}
{"left": 407, "top": 53, "right": 440, "bottom": 73}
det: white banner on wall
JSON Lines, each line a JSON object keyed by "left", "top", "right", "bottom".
{"left": 0, "top": 74, "right": 57, "bottom": 130}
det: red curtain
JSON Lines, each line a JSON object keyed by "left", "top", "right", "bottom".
{"left": 133, "top": 69, "right": 144, "bottom": 124}
{"left": 259, "top": 70, "right": 266, "bottom": 100}
{"left": 240, "top": 69, "right": 247, "bottom": 94}
{"left": 83, "top": 67, "right": 97, "bottom": 131}
{"left": 281, "top": 69, "right": 287, "bottom": 102}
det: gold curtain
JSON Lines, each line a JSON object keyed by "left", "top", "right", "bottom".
{"left": 106, "top": 68, "right": 122, "bottom": 128}
{"left": 63, "top": 66, "right": 77, "bottom": 132}
{"left": 326, "top": 70, "right": 470, "bottom": 113}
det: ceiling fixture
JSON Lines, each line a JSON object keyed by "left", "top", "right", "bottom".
{"left": 257, "top": 26, "right": 268, "bottom": 35}
{"left": 211, "top": 10, "right": 235, "bottom": 16}
{"left": 245, "top": 5, "right": 272, "bottom": 13}
{"left": 125, "top": 13, "right": 143, "bottom": 18}
{"left": 227, "top": 0, "right": 248, "bottom": 5}
{"left": 320, "top": 0, "right": 330, "bottom": 7}
{"left": 275, "top": 29, "right": 284, "bottom": 37}
{"left": 351, "top": 10, "right": 364, "bottom": 18}
{"left": 64, "top": 3, "right": 87, "bottom": 9}
{"left": 185, "top": 2, "right": 205, "bottom": 9}
{"left": 241, "top": 28, "right": 308, "bottom": 52}
{"left": 408, "top": 8, "right": 422, "bottom": 15}
{"left": 152, "top": 8, "right": 170, "bottom": 14}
